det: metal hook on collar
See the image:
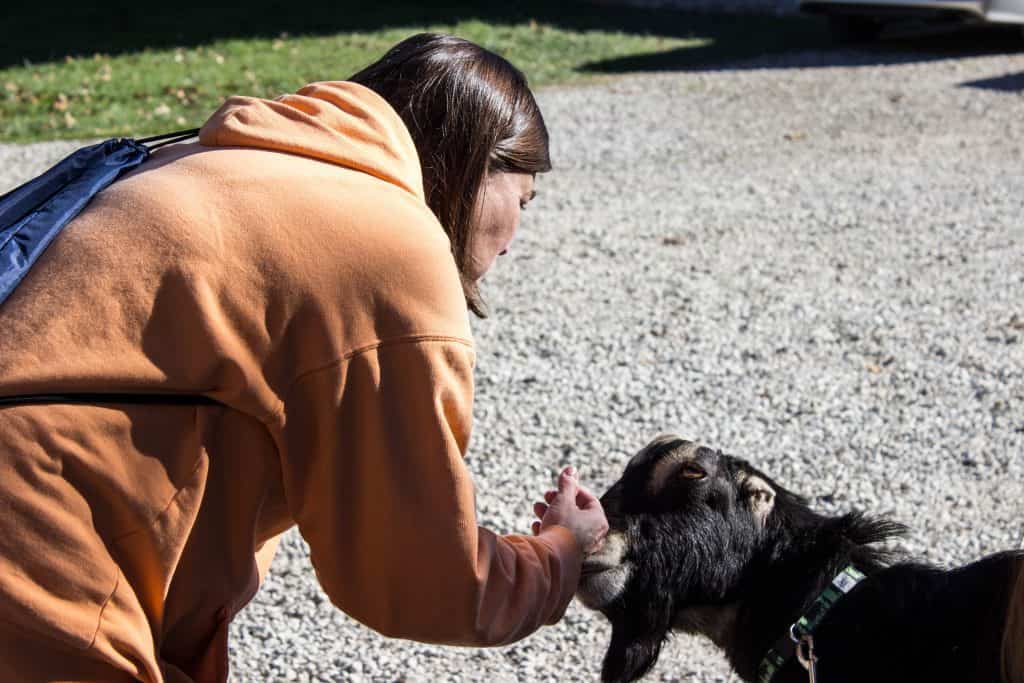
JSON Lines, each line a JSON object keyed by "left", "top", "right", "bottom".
{"left": 789, "top": 625, "right": 819, "bottom": 683}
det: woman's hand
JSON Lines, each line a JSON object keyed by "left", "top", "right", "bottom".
{"left": 531, "top": 466, "right": 609, "bottom": 555}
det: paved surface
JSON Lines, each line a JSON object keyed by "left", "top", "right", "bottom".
{"left": 2, "top": 23, "right": 1022, "bottom": 683}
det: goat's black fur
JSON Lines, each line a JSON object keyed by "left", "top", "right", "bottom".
{"left": 577, "top": 435, "right": 1022, "bottom": 683}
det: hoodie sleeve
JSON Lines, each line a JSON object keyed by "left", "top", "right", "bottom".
{"left": 278, "top": 336, "right": 582, "bottom": 646}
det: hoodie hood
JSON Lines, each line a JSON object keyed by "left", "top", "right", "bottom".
{"left": 199, "top": 81, "right": 424, "bottom": 202}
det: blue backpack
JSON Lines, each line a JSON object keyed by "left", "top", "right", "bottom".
{"left": 0, "top": 128, "right": 198, "bottom": 307}
{"left": 0, "top": 127, "right": 221, "bottom": 408}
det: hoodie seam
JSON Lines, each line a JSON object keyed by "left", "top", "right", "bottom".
{"left": 270, "top": 334, "right": 474, "bottom": 421}
{"left": 87, "top": 569, "right": 120, "bottom": 651}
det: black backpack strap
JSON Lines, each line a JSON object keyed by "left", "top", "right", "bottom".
{"left": 0, "top": 125, "right": 212, "bottom": 411}
{"left": 0, "top": 393, "right": 223, "bottom": 408}
{"left": 136, "top": 127, "right": 201, "bottom": 150}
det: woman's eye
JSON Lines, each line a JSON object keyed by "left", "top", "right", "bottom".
{"left": 680, "top": 464, "right": 706, "bottom": 480}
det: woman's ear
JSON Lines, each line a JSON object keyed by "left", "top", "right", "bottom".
{"left": 601, "top": 620, "right": 668, "bottom": 683}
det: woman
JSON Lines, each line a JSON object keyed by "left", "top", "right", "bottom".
{"left": 0, "top": 34, "right": 607, "bottom": 682}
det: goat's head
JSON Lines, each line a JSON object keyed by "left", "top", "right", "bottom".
{"left": 577, "top": 434, "right": 817, "bottom": 683}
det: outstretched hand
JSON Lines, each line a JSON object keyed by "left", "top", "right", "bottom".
{"left": 531, "top": 466, "right": 608, "bottom": 555}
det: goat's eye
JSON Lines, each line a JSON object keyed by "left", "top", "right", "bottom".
{"left": 679, "top": 463, "right": 706, "bottom": 480}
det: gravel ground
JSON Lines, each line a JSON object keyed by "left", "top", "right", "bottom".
{"left": 3, "top": 29, "right": 1023, "bottom": 683}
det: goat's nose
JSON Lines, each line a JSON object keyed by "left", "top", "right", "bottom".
{"left": 598, "top": 484, "right": 617, "bottom": 505}
{"left": 599, "top": 488, "right": 623, "bottom": 520}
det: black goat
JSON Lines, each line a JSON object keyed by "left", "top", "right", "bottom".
{"left": 577, "top": 434, "right": 1022, "bottom": 683}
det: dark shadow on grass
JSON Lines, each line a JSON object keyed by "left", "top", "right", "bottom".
{"left": 5, "top": 1, "right": 781, "bottom": 68}
{"left": 5, "top": 2, "right": 1021, "bottom": 74}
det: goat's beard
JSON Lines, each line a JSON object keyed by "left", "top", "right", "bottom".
{"left": 602, "top": 612, "right": 671, "bottom": 683}
{"left": 599, "top": 561, "right": 680, "bottom": 683}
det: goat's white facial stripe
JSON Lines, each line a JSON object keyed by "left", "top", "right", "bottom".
{"left": 648, "top": 441, "right": 700, "bottom": 495}
{"left": 738, "top": 473, "right": 776, "bottom": 528}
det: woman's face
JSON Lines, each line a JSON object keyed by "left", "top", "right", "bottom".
{"left": 468, "top": 171, "right": 536, "bottom": 281}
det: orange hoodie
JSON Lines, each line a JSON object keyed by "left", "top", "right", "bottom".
{"left": 0, "top": 81, "right": 581, "bottom": 682}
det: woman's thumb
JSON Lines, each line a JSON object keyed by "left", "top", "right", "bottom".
{"left": 558, "top": 466, "right": 579, "bottom": 500}
{"left": 576, "top": 482, "right": 600, "bottom": 509}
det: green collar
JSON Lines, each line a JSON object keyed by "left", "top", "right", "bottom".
{"left": 756, "top": 565, "right": 867, "bottom": 683}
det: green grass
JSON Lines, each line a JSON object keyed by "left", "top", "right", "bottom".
{"left": 5, "top": 2, "right": 1020, "bottom": 142}
{"left": 1, "top": 2, "right": 835, "bottom": 142}
{"left": 0, "top": 24, "right": 700, "bottom": 142}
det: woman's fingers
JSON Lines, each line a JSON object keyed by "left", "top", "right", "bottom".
{"left": 533, "top": 466, "right": 604, "bottom": 539}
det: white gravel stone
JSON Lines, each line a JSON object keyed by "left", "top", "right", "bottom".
{"left": 2, "top": 32, "right": 1022, "bottom": 683}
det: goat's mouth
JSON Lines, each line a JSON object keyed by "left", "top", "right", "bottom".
{"left": 576, "top": 561, "right": 631, "bottom": 610}
{"left": 581, "top": 559, "right": 617, "bottom": 578}
{"left": 581, "top": 531, "right": 626, "bottom": 575}
{"left": 576, "top": 532, "right": 631, "bottom": 609}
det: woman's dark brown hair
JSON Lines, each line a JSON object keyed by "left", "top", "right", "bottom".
{"left": 350, "top": 33, "right": 551, "bottom": 317}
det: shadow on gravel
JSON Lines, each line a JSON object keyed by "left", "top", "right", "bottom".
{"left": 582, "top": 23, "right": 1024, "bottom": 73}
{"left": 959, "top": 70, "right": 1024, "bottom": 91}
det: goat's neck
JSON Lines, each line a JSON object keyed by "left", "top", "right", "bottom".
{"left": 699, "top": 545, "right": 874, "bottom": 682}
{"left": 673, "top": 602, "right": 740, "bottom": 650}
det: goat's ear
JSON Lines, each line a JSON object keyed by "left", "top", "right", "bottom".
{"left": 601, "top": 621, "right": 667, "bottom": 683}
{"left": 739, "top": 473, "right": 776, "bottom": 529}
